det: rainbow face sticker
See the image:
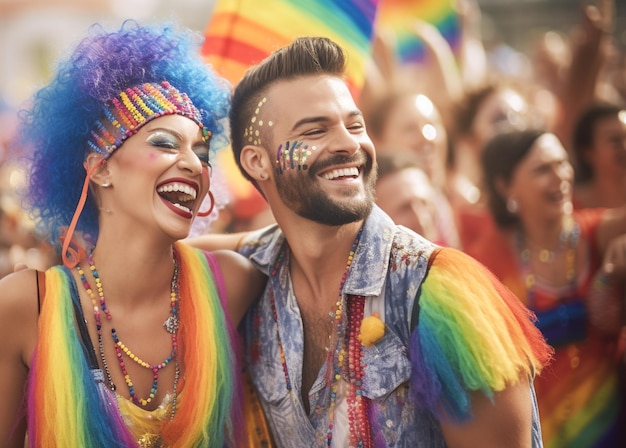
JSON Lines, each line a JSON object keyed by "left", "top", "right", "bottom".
{"left": 276, "top": 140, "right": 317, "bottom": 174}
{"left": 244, "top": 97, "right": 272, "bottom": 146}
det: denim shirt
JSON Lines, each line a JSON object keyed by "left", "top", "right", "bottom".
{"left": 239, "top": 206, "right": 543, "bottom": 447}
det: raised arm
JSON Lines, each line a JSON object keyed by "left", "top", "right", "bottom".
{"left": 596, "top": 204, "right": 626, "bottom": 254}
{"left": 0, "top": 269, "right": 39, "bottom": 447}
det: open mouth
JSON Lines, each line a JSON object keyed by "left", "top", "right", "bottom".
{"left": 320, "top": 166, "right": 360, "bottom": 180}
{"left": 157, "top": 181, "right": 198, "bottom": 215}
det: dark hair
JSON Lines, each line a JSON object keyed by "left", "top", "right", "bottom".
{"left": 230, "top": 37, "right": 346, "bottom": 185}
{"left": 572, "top": 101, "right": 624, "bottom": 183}
{"left": 481, "top": 128, "right": 545, "bottom": 229}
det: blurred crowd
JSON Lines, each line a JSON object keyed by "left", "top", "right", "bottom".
{"left": 1, "top": 0, "right": 625, "bottom": 445}
{"left": 1, "top": 0, "right": 624, "bottom": 275}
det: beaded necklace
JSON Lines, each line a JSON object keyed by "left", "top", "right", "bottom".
{"left": 267, "top": 229, "right": 372, "bottom": 447}
{"left": 516, "top": 218, "right": 586, "bottom": 348}
{"left": 516, "top": 217, "right": 580, "bottom": 303}
{"left": 77, "top": 250, "right": 181, "bottom": 416}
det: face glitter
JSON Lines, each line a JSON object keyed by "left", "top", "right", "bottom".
{"left": 276, "top": 140, "right": 315, "bottom": 174}
{"left": 244, "top": 97, "right": 268, "bottom": 145}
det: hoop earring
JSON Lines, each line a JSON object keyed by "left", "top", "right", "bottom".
{"left": 197, "top": 191, "right": 215, "bottom": 217}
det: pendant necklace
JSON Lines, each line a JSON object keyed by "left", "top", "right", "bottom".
{"left": 77, "top": 249, "right": 181, "bottom": 414}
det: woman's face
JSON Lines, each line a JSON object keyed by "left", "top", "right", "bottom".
{"left": 102, "top": 114, "right": 211, "bottom": 240}
{"left": 507, "top": 133, "right": 573, "bottom": 223}
{"left": 376, "top": 94, "right": 448, "bottom": 187}
{"left": 472, "top": 88, "right": 529, "bottom": 151}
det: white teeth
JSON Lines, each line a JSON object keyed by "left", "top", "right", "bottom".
{"left": 157, "top": 182, "right": 197, "bottom": 199}
{"left": 171, "top": 202, "right": 192, "bottom": 213}
{"left": 321, "top": 167, "right": 359, "bottom": 180}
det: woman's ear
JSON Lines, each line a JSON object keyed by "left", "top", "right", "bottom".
{"left": 240, "top": 145, "right": 272, "bottom": 182}
{"left": 85, "top": 153, "right": 111, "bottom": 187}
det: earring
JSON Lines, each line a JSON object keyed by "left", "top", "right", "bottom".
{"left": 197, "top": 191, "right": 215, "bottom": 217}
{"left": 259, "top": 172, "right": 268, "bottom": 181}
{"left": 101, "top": 179, "right": 111, "bottom": 188}
{"left": 506, "top": 198, "right": 518, "bottom": 213}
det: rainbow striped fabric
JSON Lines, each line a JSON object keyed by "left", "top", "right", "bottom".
{"left": 202, "top": 0, "right": 380, "bottom": 99}
{"left": 375, "top": 0, "right": 460, "bottom": 63}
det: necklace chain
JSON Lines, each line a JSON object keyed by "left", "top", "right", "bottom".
{"left": 77, "top": 249, "right": 180, "bottom": 414}
{"left": 267, "top": 229, "right": 372, "bottom": 446}
{"left": 517, "top": 218, "right": 580, "bottom": 303}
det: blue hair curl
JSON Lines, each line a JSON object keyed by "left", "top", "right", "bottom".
{"left": 13, "top": 20, "right": 231, "bottom": 249}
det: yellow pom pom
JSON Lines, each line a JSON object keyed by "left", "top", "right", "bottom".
{"left": 359, "top": 312, "right": 385, "bottom": 347}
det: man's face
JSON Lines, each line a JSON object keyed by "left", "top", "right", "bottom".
{"left": 258, "top": 75, "right": 376, "bottom": 225}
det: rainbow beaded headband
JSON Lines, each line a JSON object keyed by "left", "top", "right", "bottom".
{"left": 86, "top": 80, "right": 211, "bottom": 159}
{"left": 61, "top": 81, "right": 212, "bottom": 268}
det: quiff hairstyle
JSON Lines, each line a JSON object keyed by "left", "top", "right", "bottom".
{"left": 230, "top": 37, "right": 347, "bottom": 184}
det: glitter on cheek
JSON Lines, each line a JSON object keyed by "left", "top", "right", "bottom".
{"left": 275, "top": 141, "right": 317, "bottom": 174}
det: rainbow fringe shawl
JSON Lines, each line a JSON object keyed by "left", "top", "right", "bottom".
{"left": 27, "top": 242, "right": 241, "bottom": 447}
{"left": 409, "top": 248, "right": 553, "bottom": 421}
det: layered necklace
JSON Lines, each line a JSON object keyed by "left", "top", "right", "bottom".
{"left": 516, "top": 216, "right": 586, "bottom": 347}
{"left": 266, "top": 229, "right": 372, "bottom": 447}
{"left": 516, "top": 215, "right": 579, "bottom": 300}
{"left": 77, "top": 249, "right": 181, "bottom": 418}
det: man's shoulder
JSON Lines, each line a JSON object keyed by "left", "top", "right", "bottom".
{"left": 237, "top": 224, "right": 284, "bottom": 272}
{"left": 387, "top": 225, "right": 439, "bottom": 266}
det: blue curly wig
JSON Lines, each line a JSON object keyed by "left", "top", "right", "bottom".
{"left": 14, "top": 20, "right": 231, "bottom": 250}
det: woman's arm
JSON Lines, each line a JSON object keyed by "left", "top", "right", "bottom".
{"left": 0, "top": 269, "right": 39, "bottom": 447}
{"left": 212, "top": 250, "right": 267, "bottom": 326}
{"left": 596, "top": 204, "right": 626, "bottom": 254}
{"left": 185, "top": 231, "right": 251, "bottom": 252}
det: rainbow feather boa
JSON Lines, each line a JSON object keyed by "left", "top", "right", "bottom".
{"left": 27, "top": 242, "right": 242, "bottom": 447}
{"left": 409, "top": 248, "right": 553, "bottom": 421}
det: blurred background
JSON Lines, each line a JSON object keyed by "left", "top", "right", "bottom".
{"left": 0, "top": 0, "right": 625, "bottom": 277}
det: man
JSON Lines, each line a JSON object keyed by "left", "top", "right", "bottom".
{"left": 192, "top": 37, "right": 551, "bottom": 447}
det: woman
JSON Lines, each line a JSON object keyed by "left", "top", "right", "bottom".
{"left": 466, "top": 128, "right": 626, "bottom": 447}
{"left": 447, "top": 82, "right": 536, "bottom": 248}
{"left": 572, "top": 101, "right": 626, "bottom": 209}
{"left": 0, "top": 22, "right": 266, "bottom": 447}
{"left": 366, "top": 91, "right": 461, "bottom": 248}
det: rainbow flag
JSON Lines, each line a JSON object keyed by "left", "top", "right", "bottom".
{"left": 376, "top": 0, "right": 460, "bottom": 63}
{"left": 202, "top": 0, "right": 380, "bottom": 100}
{"left": 202, "top": 0, "right": 381, "bottom": 215}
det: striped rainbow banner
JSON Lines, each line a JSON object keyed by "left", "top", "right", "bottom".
{"left": 376, "top": 0, "right": 460, "bottom": 63}
{"left": 202, "top": 0, "right": 380, "bottom": 99}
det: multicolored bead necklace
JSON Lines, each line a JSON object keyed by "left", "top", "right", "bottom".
{"left": 77, "top": 250, "right": 181, "bottom": 411}
{"left": 266, "top": 229, "right": 372, "bottom": 447}
{"left": 516, "top": 217, "right": 586, "bottom": 347}
{"left": 517, "top": 216, "right": 580, "bottom": 302}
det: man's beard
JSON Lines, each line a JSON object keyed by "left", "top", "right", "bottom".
{"left": 274, "top": 154, "right": 377, "bottom": 226}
